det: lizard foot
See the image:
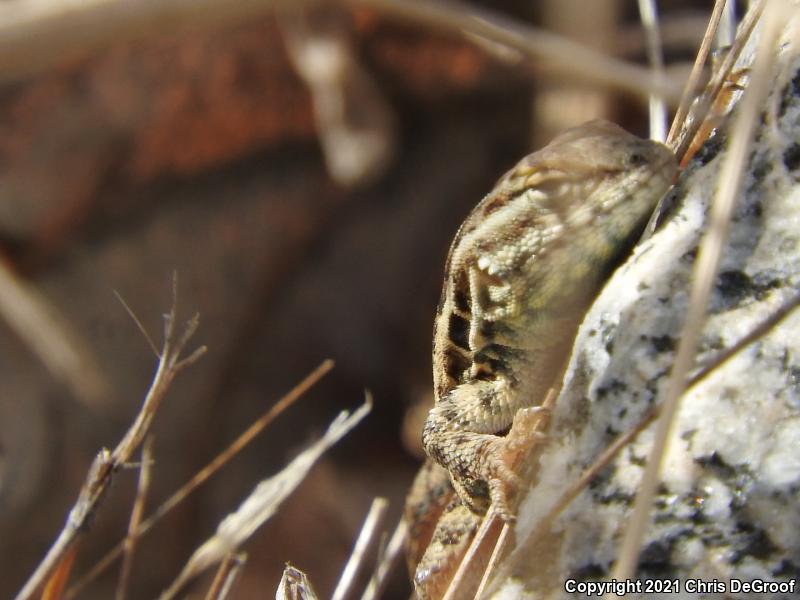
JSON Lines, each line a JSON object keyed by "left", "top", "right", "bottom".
{"left": 478, "top": 436, "right": 521, "bottom": 520}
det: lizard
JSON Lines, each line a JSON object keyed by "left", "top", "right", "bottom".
{"left": 405, "top": 119, "right": 677, "bottom": 598}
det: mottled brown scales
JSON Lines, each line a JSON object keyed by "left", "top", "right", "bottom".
{"left": 405, "top": 120, "right": 677, "bottom": 598}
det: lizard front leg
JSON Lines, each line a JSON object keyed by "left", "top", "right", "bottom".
{"left": 422, "top": 377, "right": 522, "bottom": 519}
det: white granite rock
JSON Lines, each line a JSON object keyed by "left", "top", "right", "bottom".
{"left": 497, "top": 9, "right": 800, "bottom": 600}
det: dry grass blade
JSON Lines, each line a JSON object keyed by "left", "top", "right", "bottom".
{"left": 670, "top": 0, "right": 765, "bottom": 161}
{"left": 40, "top": 544, "right": 79, "bottom": 600}
{"left": 277, "top": 564, "right": 320, "bottom": 600}
{"left": 0, "top": 257, "right": 107, "bottom": 408}
{"left": 204, "top": 552, "right": 247, "bottom": 600}
{"left": 65, "top": 359, "right": 334, "bottom": 599}
{"left": 15, "top": 283, "right": 205, "bottom": 600}
{"left": 610, "top": 0, "right": 789, "bottom": 584}
{"left": 159, "top": 398, "right": 372, "bottom": 599}
{"left": 332, "top": 496, "right": 388, "bottom": 600}
{"left": 666, "top": 0, "right": 728, "bottom": 147}
{"left": 115, "top": 437, "right": 154, "bottom": 600}
{"left": 637, "top": 0, "right": 667, "bottom": 142}
{"left": 352, "top": 0, "right": 683, "bottom": 103}
{"left": 360, "top": 517, "right": 408, "bottom": 600}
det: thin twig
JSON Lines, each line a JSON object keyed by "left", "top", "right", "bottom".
{"left": 115, "top": 437, "right": 154, "bottom": 600}
{"left": 204, "top": 552, "right": 247, "bottom": 600}
{"left": 15, "top": 284, "right": 204, "bottom": 600}
{"left": 114, "top": 290, "right": 160, "bottom": 358}
{"left": 332, "top": 496, "right": 389, "bottom": 600}
{"left": 66, "top": 359, "right": 334, "bottom": 599}
{"left": 611, "top": 0, "right": 787, "bottom": 583}
{"left": 361, "top": 518, "right": 408, "bottom": 600}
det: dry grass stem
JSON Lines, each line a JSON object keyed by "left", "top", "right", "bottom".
{"left": 670, "top": 0, "right": 765, "bottom": 161}
{"left": 277, "top": 564, "right": 320, "bottom": 600}
{"left": 636, "top": 0, "right": 667, "bottom": 142}
{"left": 204, "top": 552, "right": 247, "bottom": 600}
{"left": 115, "top": 437, "right": 154, "bottom": 600}
{"left": 114, "top": 290, "right": 160, "bottom": 358}
{"left": 610, "top": 0, "right": 788, "bottom": 584}
{"left": 352, "top": 0, "right": 683, "bottom": 104}
{"left": 66, "top": 359, "right": 334, "bottom": 598}
{"left": 332, "top": 496, "right": 389, "bottom": 600}
{"left": 15, "top": 281, "right": 205, "bottom": 600}
{"left": 1, "top": 0, "right": 685, "bottom": 103}
{"left": 40, "top": 544, "right": 79, "bottom": 600}
{"left": 716, "top": 0, "right": 738, "bottom": 48}
{"left": 689, "top": 290, "right": 800, "bottom": 386}
{"left": 666, "top": 0, "right": 728, "bottom": 147}
{"left": 0, "top": 257, "right": 107, "bottom": 408}
{"left": 159, "top": 398, "right": 372, "bottom": 599}
{"left": 360, "top": 517, "right": 408, "bottom": 600}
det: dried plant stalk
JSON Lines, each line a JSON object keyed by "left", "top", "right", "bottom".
{"left": 15, "top": 279, "right": 205, "bottom": 600}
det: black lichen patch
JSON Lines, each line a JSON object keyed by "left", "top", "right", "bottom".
{"left": 695, "top": 452, "right": 755, "bottom": 512}
{"left": 749, "top": 155, "right": 773, "bottom": 188}
{"left": 649, "top": 334, "right": 675, "bottom": 353}
{"left": 638, "top": 539, "right": 677, "bottom": 576}
{"left": 595, "top": 378, "right": 628, "bottom": 400}
{"left": 751, "top": 270, "right": 782, "bottom": 295}
{"left": 714, "top": 269, "right": 781, "bottom": 311}
{"left": 594, "top": 488, "right": 636, "bottom": 505}
{"left": 784, "top": 142, "right": 800, "bottom": 174}
{"left": 716, "top": 270, "right": 753, "bottom": 308}
{"left": 779, "top": 67, "right": 800, "bottom": 117}
{"left": 742, "top": 196, "right": 763, "bottom": 218}
{"left": 730, "top": 522, "right": 778, "bottom": 564}
{"left": 773, "top": 559, "right": 800, "bottom": 578}
{"left": 788, "top": 366, "right": 800, "bottom": 398}
{"left": 694, "top": 131, "right": 724, "bottom": 167}
{"left": 569, "top": 563, "right": 607, "bottom": 581}
{"left": 695, "top": 451, "right": 737, "bottom": 478}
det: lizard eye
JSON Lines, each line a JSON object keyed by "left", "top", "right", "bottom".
{"left": 628, "top": 152, "right": 648, "bottom": 167}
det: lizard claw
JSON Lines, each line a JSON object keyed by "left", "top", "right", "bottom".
{"left": 480, "top": 437, "right": 521, "bottom": 520}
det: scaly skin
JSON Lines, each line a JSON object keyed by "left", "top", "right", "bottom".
{"left": 407, "top": 119, "right": 677, "bottom": 598}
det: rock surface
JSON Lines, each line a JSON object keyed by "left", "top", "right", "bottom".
{"left": 498, "top": 11, "right": 800, "bottom": 599}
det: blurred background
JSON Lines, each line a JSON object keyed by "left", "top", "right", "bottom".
{"left": 0, "top": 0, "right": 717, "bottom": 597}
